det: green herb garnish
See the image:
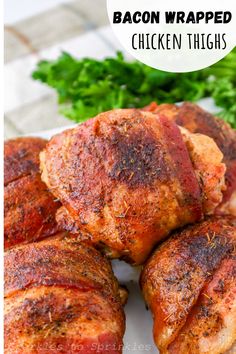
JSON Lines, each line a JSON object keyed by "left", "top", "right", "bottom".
{"left": 32, "top": 49, "right": 236, "bottom": 128}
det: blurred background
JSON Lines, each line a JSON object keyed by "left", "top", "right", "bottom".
{"left": 4, "top": 0, "right": 124, "bottom": 138}
{"left": 5, "top": 1, "right": 235, "bottom": 139}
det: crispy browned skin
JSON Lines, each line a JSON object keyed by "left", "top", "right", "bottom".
{"left": 4, "top": 235, "right": 125, "bottom": 354}
{"left": 144, "top": 102, "right": 236, "bottom": 216}
{"left": 4, "top": 137, "right": 61, "bottom": 249}
{"left": 4, "top": 137, "right": 46, "bottom": 185}
{"left": 40, "top": 109, "right": 225, "bottom": 264}
{"left": 140, "top": 217, "right": 236, "bottom": 354}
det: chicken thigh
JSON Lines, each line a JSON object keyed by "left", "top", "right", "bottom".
{"left": 4, "top": 137, "right": 61, "bottom": 249}
{"left": 40, "top": 109, "right": 225, "bottom": 264}
{"left": 4, "top": 234, "right": 125, "bottom": 354}
{"left": 144, "top": 102, "right": 236, "bottom": 216}
{"left": 140, "top": 217, "right": 236, "bottom": 354}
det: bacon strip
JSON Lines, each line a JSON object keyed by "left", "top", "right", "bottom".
{"left": 5, "top": 238, "right": 113, "bottom": 297}
{"left": 4, "top": 137, "right": 46, "bottom": 186}
{"left": 4, "top": 137, "right": 61, "bottom": 250}
{"left": 159, "top": 115, "right": 203, "bottom": 220}
{"left": 4, "top": 237, "right": 125, "bottom": 354}
{"left": 223, "top": 160, "right": 236, "bottom": 203}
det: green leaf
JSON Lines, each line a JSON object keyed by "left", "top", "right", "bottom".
{"left": 32, "top": 48, "right": 236, "bottom": 128}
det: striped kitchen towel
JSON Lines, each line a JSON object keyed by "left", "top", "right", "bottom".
{"left": 4, "top": 0, "right": 126, "bottom": 138}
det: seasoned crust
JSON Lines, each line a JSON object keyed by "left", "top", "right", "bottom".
{"left": 4, "top": 137, "right": 46, "bottom": 186}
{"left": 4, "top": 235, "right": 125, "bottom": 354}
{"left": 180, "top": 126, "right": 226, "bottom": 214}
{"left": 4, "top": 137, "right": 61, "bottom": 249}
{"left": 5, "top": 234, "right": 120, "bottom": 298}
{"left": 148, "top": 102, "right": 236, "bottom": 216}
{"left": 40, "top": 109, "right": 225, "bottom": 264}
{"left": 140, "top": 217, "right": 236, "bottom": 354}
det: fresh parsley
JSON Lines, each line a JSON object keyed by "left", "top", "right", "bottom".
{"left": 32, "top": 49, "right": 236, "bottom": 128}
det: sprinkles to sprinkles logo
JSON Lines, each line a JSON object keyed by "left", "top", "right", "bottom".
{"left": 107, "top": 0, "right": 236, "bottom": 72}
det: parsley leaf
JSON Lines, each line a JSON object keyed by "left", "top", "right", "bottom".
{"left": 32, "top": 49, "right": 236, "bottom": 128}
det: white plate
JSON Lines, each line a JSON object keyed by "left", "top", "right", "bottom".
{"left": 29, "top": 97, "right": 217, "bottom": 354}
